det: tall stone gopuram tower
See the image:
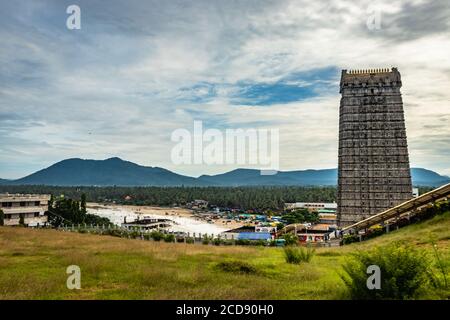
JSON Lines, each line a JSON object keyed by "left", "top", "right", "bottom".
{"left": 337, "top": 68, "right": 413, "bottom": 227}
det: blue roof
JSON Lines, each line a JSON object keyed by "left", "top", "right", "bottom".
{"left": 238, "top": 232, "right": 272, "bottom": 240}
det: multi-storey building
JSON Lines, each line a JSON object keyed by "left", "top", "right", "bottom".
{"left": 0, "top": 194, "right": 51, "bottom": 226}
{"left": 284, "top": 202, "right": 337, "bottom": 212}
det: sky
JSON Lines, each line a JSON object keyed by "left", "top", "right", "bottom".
{"left": 0, "top": 0, "right": 449, "bottom": 179}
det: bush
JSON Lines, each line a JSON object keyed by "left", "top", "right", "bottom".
{"left": 143, "top": 233, "right": 151, "bottom": 240}
{"left": 202, "top": 235, "right": 210, "bottom": 245}
{"left": 150, "top": 231, "right": 164, "bottom": 241}
{"left": 213, "top": 238, "right": 222, "bottom": 246}
{"left": 19, "top": 212, "right": 25, "bottom": 226}
{"left": 342, "top": 234, "right": 359, "bottom": 245}
{"left": 129, "top": 231, "right": 140, "bottom": 239}
{"left": 235, "top": 239, "right": 250, "bottom": 246}
{"left": 428, "top": 238, "right": 449, "bottom": 291}
{"left": 280, "top": 233, "right": 298, "bottom": 246}
{"left": 83, "top": 214, "right": 112, "bottom": 227}
{"left": 364, "top": 225, "right": 384, "bottom": 240}
{"left": 284, "top": 245, "right": 315, "bottom": 264}
{"left": 215, "top": 260, "right": 258, "bottom": 274}
{"left": 276, "top": 222, "right": 285, "bottom": 230}
{"left": 185, "top": 237, "right": 195, "bottom": 244}
{"left": 341, "top": 242, "right": 430, "bottom": 299}
{"left": 164, "top": 234, "right": 175, "bottom": 243}
{"left": 106, "top": 229, "right": 124, "bottom": 238}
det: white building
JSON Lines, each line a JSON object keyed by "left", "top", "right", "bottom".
{"left": 0, "top": 194, "right": 51, "bottom": 226}
{"left": 284, "top": 202, "right": 338, "bottom": 211}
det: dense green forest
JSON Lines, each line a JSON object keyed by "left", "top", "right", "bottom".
{"left": 0, "top": 185, "right": 337, "bottom": 210}
{"left": 0, "top": 185, "right": 434, "bottom": 210}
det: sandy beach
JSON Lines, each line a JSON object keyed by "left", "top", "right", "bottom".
{"left": 87, "top": 202, "right": 244, "bottom": 235}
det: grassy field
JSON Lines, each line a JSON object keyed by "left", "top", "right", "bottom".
{"left": 0, "top": 212, "right": 449, "bottom": 300}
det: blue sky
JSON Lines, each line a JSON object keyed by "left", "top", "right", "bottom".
{"left": 0, "top": 0, "right": 449, "bottom": 178}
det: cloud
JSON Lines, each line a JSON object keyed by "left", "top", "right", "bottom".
{"left": 369, "top": 0, "right": 450, "bottom": 42}
{"left": 0, "top": 0, "right": 449, "bottom": 178}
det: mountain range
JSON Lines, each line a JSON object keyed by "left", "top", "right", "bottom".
{"left": 0, "top": 157, "right": 448, "bottom": 187}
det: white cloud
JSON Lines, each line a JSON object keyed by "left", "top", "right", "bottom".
{"left": 0, "top": 0, "right": 449, "bottom": 178}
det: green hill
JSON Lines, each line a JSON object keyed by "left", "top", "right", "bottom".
{"left": 1, "top": 157, "right": 448, "bottom": 187}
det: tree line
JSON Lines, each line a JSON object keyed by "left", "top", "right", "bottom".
{"left": 0, "top": 185, "right": 337, "bottom": 210}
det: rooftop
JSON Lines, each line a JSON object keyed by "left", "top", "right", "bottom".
{"left": 0, "top": 193, "right": 51, "bottom": 200}
{"left": 123, "top": 218, "right": 172, "bottom": 225}
{"left": 223, "top": 226, "right": 255, "bottom": 233}
{"left": 345, "top": 68, "right": 394, "bottom": 75}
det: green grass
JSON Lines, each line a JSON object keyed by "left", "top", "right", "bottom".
{"left": 0, "top": 212, "right": 449, "bottom": 299}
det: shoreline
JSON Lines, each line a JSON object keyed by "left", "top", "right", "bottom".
{"left": 87, "top": 202, "right": 244, "bottom": 230}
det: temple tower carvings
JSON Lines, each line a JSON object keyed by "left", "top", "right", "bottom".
{"left": 337, "top": 68, "right": 413, "bottom": 227}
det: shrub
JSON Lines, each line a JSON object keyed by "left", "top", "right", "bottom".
{"left": 164, "top": 234, "right": 175, "bottom": 243}
{"left": 143, "top": 233, "right": 151, "bottom": 240}
{"left": 341, "top": 242, "right": 430, "bottom": 299}
{"left": 19, "top": 212, "right": 25, "bottom": 226}
{"left": 129, "top": 231, "right": 140, "bottom": 239}
{"left": 215, "top": 260, "right": 258, "bottom": 274}
{"left": 428, "top": 238, "right": 449, "bottom": 291}
{"left": 185, "top": 237, "right": 195, "bottom": 244}
{"left": 0, "top": 209, "right": 4, "bottom": 226}
{"left": 150, "top": 231, "right": 164, "bottom": 241}
{"left": 235, "top": 239, "right": 250, "bottom": 246}
{"left": 364, "top": 225, "right": 384, "bottom": 240}
{"left": 342, "top": 234, "right": 359, "bottom": 245}
{"left": 280, "top": 233, "right": 298, "bottom": 246}
{"left": 284, "top": 245, "right": 315, "bottom": 264}
{"left": 202, "top": 235, "right": 210, "bottom": 245}
{"left": 276, "top": 222, "right": 285, "bottom": 230}
{"left": 213, "top": 238, "right": 222, "bottom": 246}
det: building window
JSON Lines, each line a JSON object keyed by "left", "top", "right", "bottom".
{"left": 20, "top": 201, "right": 26, "bottom": 207}
{"left": 34, "top": 212, "right": 40, "bottom": 217}
{"left": 35, "top": 201, "right": 40, "bottom": 206}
